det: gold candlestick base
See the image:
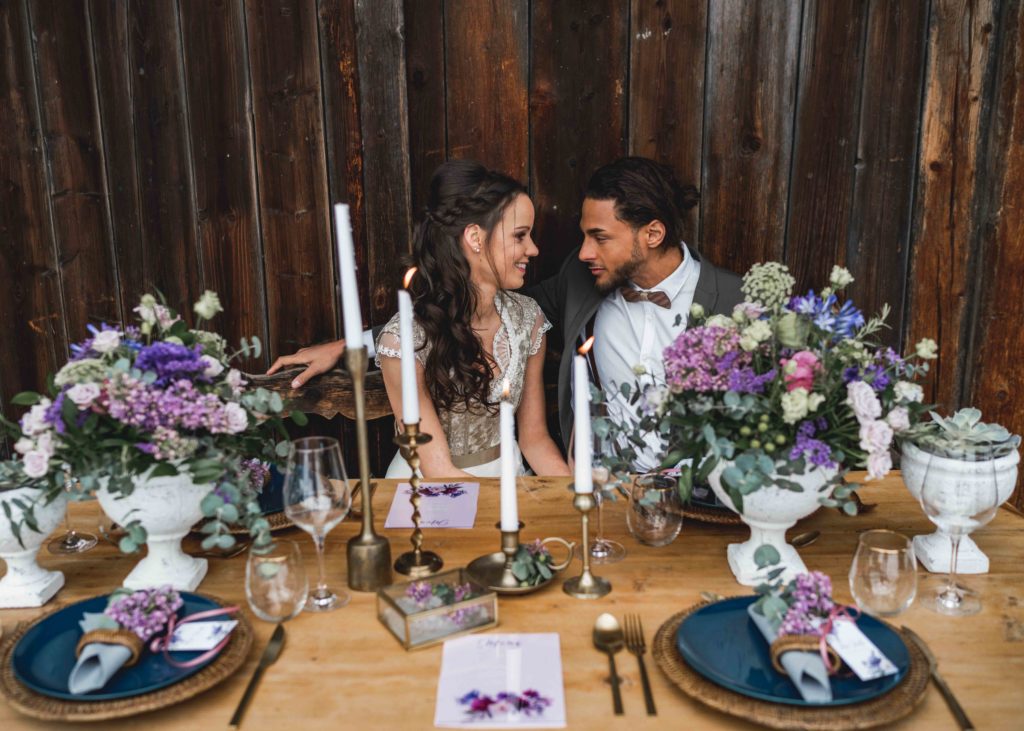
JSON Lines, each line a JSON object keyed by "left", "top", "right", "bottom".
{"left": 344, "top": 346, "right": 392, "bottom": 591}
{"left": 393, "top": 422, "right": 443, "bottom": 578}
{"left": 467, "top": 521, "right": 525, "bottom": 590}
{"left": 563, "top": 491, "right": 611, "bottom": 599}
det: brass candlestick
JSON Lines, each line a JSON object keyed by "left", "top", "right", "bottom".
{"left": 563, "top": 490, "right": 611, "bottom": 599}
{"left": 467, "top": 521, "right": 525, "bottom": 591}
{"left": 393, "top": 421, "right": 443, "bottom": 577}
{"left": 345, "top": 346, "right": 393, "bottom": 591}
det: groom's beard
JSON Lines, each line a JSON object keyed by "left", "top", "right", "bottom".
{"left": 593, "top": 235, "right": 644, "bottom": 295}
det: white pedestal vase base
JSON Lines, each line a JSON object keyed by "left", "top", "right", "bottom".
{"left": 708, "top": 461, "right": 837, "bottom": 588}
{"left": 913, "top": 532, "right": 989, "bottom": 574}
{"left": 0, "top": 488, "right": 68, "bottom": 608}
{"left": 97, "top": 471, "right": 213, "bottom": 592}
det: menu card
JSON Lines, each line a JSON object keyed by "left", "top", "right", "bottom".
{"left": 434, "top": 634, "right": 567, "bottom": 729}
{"left": 385, "top": 482, "right": 480, "bottom": 529}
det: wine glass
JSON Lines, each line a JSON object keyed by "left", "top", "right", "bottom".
{"left": 47, "top": 474, "right": 97, "bottom": 554}
{"left": 919, "top": 447, "right": 1000, "bottom": 616}
{"left": 589, "top": 431, "right": 626, "bottom": 564}
{"left": 283, "top": 437, "right": 352, "bottom": 612}
{"left": 849, "top": 530, "right": 917, "bottom": 617}
{"left": 246, "top": 540, "right": 308, "bottom": 622}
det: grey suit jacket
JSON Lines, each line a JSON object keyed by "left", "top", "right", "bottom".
{"left": 524, "top": 246, "right": 744, "bottom": 451}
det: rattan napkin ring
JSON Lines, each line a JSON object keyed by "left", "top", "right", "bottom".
{"left": 75, "top": 629, "right": 144, "bottom": 667}
{"left": 769, "top": 633, "right": 841, "bottom": 674}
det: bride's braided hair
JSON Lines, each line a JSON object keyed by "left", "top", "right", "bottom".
{"left": 408, "top": 160, "right": 526, "bottom": 414}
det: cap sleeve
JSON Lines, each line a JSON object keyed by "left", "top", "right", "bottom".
{"left": 527, "top": 299, "right": 552, "bottom": 357}
{"left": 374, "top": 314, "right": 428, "bottom": 369}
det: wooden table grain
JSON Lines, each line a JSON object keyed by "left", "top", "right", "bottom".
{"left": 2, "top": 473, "right": 1022, "bottom": 730}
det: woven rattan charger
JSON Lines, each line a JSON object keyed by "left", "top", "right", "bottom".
{"left": 652, "top": 598, "right": 930, "bottom": 730}
{"left": 0, "top": 594, "right": 254, "bottom": 722}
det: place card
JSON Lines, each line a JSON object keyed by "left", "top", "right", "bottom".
{"left": 434, "top": 633, "right": 566, "bottom": 728}
{"left": 826, "top": 619, "right": 899, "bottom": 681}
{"left": 167, "top": 620, "right": 238, "bottom": 651}
{"left": 385, "top": 482, "right": 479, "bottom": 529}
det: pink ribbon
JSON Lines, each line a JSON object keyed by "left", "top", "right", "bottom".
{"left": 148, "top": 605, "right": 240, "bottom": 668}
{"left": 816, "top": 604, "right": 859, "bottom": 675}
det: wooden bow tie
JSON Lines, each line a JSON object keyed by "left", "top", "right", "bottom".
{"left": 619, "top": 287, "right": 671, "bottom": 308}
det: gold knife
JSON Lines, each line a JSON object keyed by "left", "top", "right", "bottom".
{"left": 901, "top": 626, "right": 975, "bottom": 730}
{"left": 230, "top": 623, "right": 286, "bottom": 728}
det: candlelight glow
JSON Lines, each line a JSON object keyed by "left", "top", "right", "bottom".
{"left": 502, "top": 378, "right": 511, "bottom": 399}
{"left": 578, "top": 336, "right": 595, "bottom": 356}
{"left": 403, "top": 266, "right": 418, "bottom": 289}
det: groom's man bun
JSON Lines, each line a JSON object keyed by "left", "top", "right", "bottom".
{"left": 584, "top": 157, "right": 699, "bottom": 250}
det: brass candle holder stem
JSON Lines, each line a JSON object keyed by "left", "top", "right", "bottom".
{"left": 467, "top": 522, "right": 524, "bottom": 591}
{"left": 393, "top": 421, "right": 443, "bottom": 578}
{"left": 563, "top": 491, "right": 611, "bottom": 599}
{"left": 345, "top": 346, "right": 392, "bottom": 591}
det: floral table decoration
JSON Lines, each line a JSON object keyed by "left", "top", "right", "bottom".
{"left": 1, "top": 291, "right": 304, "bottom": 591}
{"left": 596, "top": 264, "right": 935, "bottom": 585}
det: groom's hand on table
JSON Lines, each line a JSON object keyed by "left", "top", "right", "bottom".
{"left": 267, "top": 340, "right": 347, "bottom": 389}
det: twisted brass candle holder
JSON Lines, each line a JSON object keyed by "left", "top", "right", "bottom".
{"left": 344, "top": 346, "right": 392, "bottom": 591}
{"left": 562, "top": 490, "right": 611, "bottom": 599}
{"left": 393, "top": 421, "right": 443, "bottom": 578}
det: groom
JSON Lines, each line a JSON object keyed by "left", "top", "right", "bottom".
{"left": 524, "top": 157, "right": 743, "bottom": 465}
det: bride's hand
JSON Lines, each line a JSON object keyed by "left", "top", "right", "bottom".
{"left": 266, "top": 340, "right": 346, "bottom": 389}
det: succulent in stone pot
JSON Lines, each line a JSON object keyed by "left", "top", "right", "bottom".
{"left": 905, "top": 408, "right": 1020, "bottom": 460}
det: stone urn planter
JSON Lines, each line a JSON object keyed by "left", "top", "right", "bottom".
{"left": 0, "top": 487, "right": 68, "bottom": 607}
{"left": 901, "top": 440, "right": 1019, "bottom": 574}
{"left": 708, "top": 461, "right": 838, "bottom": 587}
{"left": 97, "top": 470, "right": 214, "bottom": 591}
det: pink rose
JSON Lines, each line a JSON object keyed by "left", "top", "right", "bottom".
{"left": 781, "top": 350, "right": 820, "bottom": 392}
{"left": 846, "top": 381, "right": 882, "bottom": 422}
{"left": 866, "top": 450, "right": 893, "bottom": 481}
{"left": 886, "top": 406, "right": 910, "bottom": 432}
{"left": 859, "top": 420, "right": 894, "bottom": 453}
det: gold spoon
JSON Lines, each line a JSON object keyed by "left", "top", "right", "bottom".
{"left": 593, "top": 613, "right": 625, "bottom": 715}
{"left": 792, "top": 530, "right": 821, "bottom": 548}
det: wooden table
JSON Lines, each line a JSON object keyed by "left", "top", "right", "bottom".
{"left": 2, "top": 473, "right": 1022, "bottom": 730}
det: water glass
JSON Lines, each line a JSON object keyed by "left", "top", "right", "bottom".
{"left": 246, "top": 540, "right": 308, "bottom": 622}
{"left": 283, "top": 437, "right": 352, "bottom": 612}
{"left": 589, "top": 432, "right": 626, "bottom": 563}
{"left": 626, "top": 473, "right": 683, "bottom": 547}
{"left": 849, "top": 530, "right": 917, "bottom": 617}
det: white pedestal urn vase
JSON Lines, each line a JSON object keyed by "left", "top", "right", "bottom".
{"left": 0, "top": 488, "right": 68, "bottom": 608}
{"left": 97, "top": 470, "right": 214, "bottom": 591}
{"left": 708, "top": 461, "right": 838, "bottom": 587}
{"left": 901, "top": 440, "right": 1019, "bottom": 574}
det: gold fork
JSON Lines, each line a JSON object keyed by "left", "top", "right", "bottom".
{"left": 623, "top": 614, "right": 656, "bottom": 715}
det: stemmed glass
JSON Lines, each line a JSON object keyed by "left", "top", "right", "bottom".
{"left": 47, "top": 475, "right": 97, "bottom": 554}
{"left": 283, "top": 437, "right": 352, "bottom": 612}
{"left": 919, "top": 446, "right": 1000, "bottom": 616}
{"left": 246, "top": 539, "right": 308, "bottom": 622}
{"left": 589, "top": 431, "right": 626, "bottom": 564}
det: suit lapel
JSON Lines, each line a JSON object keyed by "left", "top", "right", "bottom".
{"left": 692, "top": 247, "right": 721, "bottom": 314}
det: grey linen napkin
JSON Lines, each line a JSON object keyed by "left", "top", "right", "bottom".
{"left": 747, "top": 604, "right": 833, "bottom": 703}
{"left": 67, "top": 612, "right": 134, "bottom": 695}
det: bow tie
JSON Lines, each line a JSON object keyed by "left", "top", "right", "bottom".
{"left": 619, "top": 287, "right": 671, "bottom": 309}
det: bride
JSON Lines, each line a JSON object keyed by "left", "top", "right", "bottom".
{"left": 270, "top": 160, "right": 569, "bottom": 479}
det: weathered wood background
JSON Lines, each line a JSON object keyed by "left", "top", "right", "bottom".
{"left": 1, "top": 0, "right": 1022, "bottom": 506}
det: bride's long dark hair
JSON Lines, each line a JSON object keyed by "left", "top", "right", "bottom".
{"left": 409, "top": 160, "right": 526, "bottom": 414}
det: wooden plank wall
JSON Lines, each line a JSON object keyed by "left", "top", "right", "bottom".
{"left": 1, "top": 0, "right": 1021, "bottom": 506}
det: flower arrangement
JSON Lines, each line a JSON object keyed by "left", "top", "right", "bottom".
{"left": 458, "top": 689, "right": 552, "bottom": 719}
{"left": 103, "top": 586, "right": 184, "bottom": 642}
{"left": 595, "top": 264, "right": 935, "bottom": 513}
{"left": 0, "top": 291, "right": 305, "bottom": 551}
{"left": 400, "top": 578, "right": 484, "bottom": 626}
{"left": 510, "top": 539, "right": 557, "bottom": 587}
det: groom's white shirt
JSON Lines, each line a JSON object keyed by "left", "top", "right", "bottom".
{"left": 592, "top": 245, "right": 700, "bottom": 471}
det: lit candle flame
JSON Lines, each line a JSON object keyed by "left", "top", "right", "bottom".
{"left": 501, "top": 378, "right": 511, "bottom": 399}
{"left": 578, "top": 335, "right": 595, "bottom": 356}
{"left": 403, "top": 266, "right": 418, "bottom": 289}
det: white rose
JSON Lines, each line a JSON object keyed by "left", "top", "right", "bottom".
{"left": 20, "top": 400, "right": 52, "bottom": 437}
{"left": 193, "top": 290, "right": 224, "bottom": 320}
{"left": 846, "top": 381, "right": 882, "bottom": 423}
{"left": 226, "top": 369, "right": 246, "bottom": 393}
{"left": 742, "top": 320, "right": 772, "bottom": 344}
{"left": 201, "top": 355, "right": 225, "bottom": 379}
{"left": 807, "top": 393, "right": 825, "bottom": 413}
{"left": 689, "top": 303, "right": 705, "bottom": 320}
{"left": 886, "top": 406, "right": 911, "bottom": 432}
{"left": 866, "top": 450, "right": 893, "bottom": 481}
{"left": 134, "top": 295, "right": 157, "bottom": 324}
{"left": 22, "top": 451, "right": 50, "bottom": 479}
{"left": 893, "top": 381, "right": 923, "bottom": 403}
{"left": 35, "top": 431, "right": 55, "bottom": 458}
{"left": 14, "top": 437, "right": 34, "bottom": 455}
{"left": 705, "top": 314, "right": 737, "bottom": 330}
{"left": 223, "top": 403, "right": 249, "bottom": 434}
{"left": 859, "top": 419, "right": 894, "bottom": 453}
{"left": 632, "top": 363, "right": 648, "bottom": 376}
{"left": 92, "top": 329, "right": 121, "bottom": 353}
{"left": 739, "top": 335, "right": 759, "bottom": 352}
{"left": 781, "top": 388, "right": 811, "bottom": 425}
{"left": 915, "top": 338, "right": 938, "bottom": 360}
{"left": 67, "top": 382, "right": 101, "bottom": 407}
{"left": 829, "top": 265, "right": 855, "bottom": 290}
{"left": 155, "top": 305, "right": 179, "bottom": 330}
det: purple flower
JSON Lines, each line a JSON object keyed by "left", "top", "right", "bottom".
{"left": 727, "top": 367, "right": 776, "bottom": 394}
{"left": 134, "top": 342, "right": 208, "bottom": 386}
{"left": 44, "top": 389, "right": 70, "bottom": 434}
{"left": 405, "top": 581, "right": 433, "bottom": 605}
{"left": 70, "top": 322, "right": 122, "bottom": 361}
{"left": 663, "top": 326, "right": 755, "bottom": 393}
{"left": 789, "top": 419, "right": 837, "bottom": 469}
{"left": 105, "top": 586, "right": 183, "bottom": 641}
{"left": 786, "top": 291, "right": 863, "bottom": 340}
{"left": 779, "top": 571, "right": 835, "bottom": 637}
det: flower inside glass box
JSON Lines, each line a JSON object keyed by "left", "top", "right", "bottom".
{"left": 377, "top": 569, "right": 498, "bottom": 650}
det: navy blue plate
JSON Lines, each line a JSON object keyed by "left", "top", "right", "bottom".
{"left": 13, "top": 592, "right": 222, "bottom": 701}
{"left": 676, "top": 596, "right": 909, "bottom": 707}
